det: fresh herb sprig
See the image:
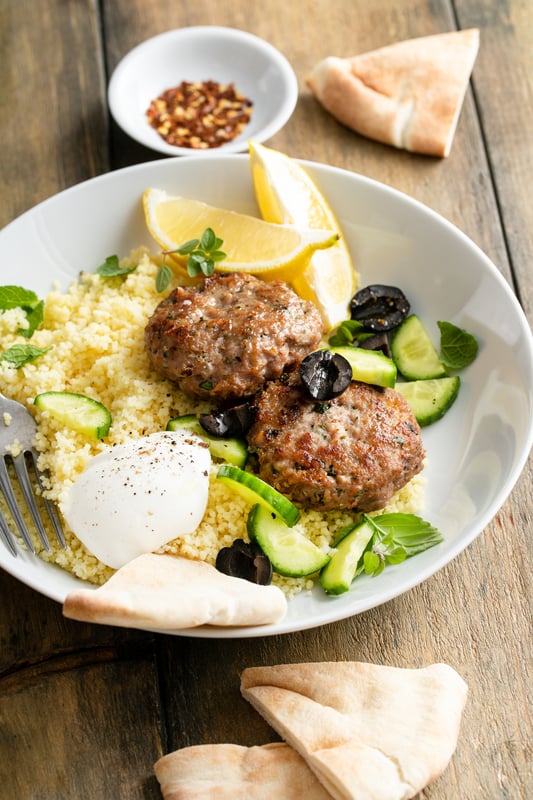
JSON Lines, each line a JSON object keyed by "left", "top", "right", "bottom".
{"left": 175, "top": 227, "right": 227, "bottom": 277}
{"left": 358, "top": 513, "right": 444, "bottom": 578}
{"left": 156, "top": 227, "right": 227, "bottom": 293}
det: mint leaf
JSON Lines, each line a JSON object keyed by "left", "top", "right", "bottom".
{"left": 438, "top": 321, "right": 479, "bottom": 370}
{"left": 95, "top": 255, "right": 137, "bottom": 277}
{"left": 20, "top": 300, "right": 44, "bottom": 338}
{"left": 0, "top": 285, "right": 44, "bottom": 338}
{"left": 1, "top": 344, "right": 52, "bottom": 368}
{"left": 0, "top": 285, "right": 40, "bottom": 311}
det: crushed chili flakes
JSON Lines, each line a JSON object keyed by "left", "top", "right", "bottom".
{"left": 146, "top": 79, "right": 253, "bottom": 149}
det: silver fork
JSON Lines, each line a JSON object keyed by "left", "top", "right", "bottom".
{"left": 0, "top": 393, "right": 66, "bottom": 556}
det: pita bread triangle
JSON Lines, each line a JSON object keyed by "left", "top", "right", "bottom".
{"left": 62, "top": 553, "right": 287, "bottom": 630}
{"left": 241, "top": 661, "right": 468, "bottom": 800}
{"left": 154, "top": 742, "right": 331, "bottom": 799}
{"left": 306, "top": 29, "right": 480, "bottom": 156}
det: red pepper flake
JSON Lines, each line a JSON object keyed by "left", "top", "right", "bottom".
{"left": 146, "top": 79, "right": 253, "bottom": 149}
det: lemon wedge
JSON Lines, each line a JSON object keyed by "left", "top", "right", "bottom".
{"left": 249, "top": 141, "right": 358, "bottom": 329}
{"left": 142, "top": 189, "right": 338, "bottom": 282}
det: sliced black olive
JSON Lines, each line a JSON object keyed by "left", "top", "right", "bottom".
{"left": 350, "top": 284, "right": 410, "bottom": 332}
{"left": 200, "top": 403, "right": 257, "bottom": 438}
{"left": 359, "top": 331, "right": 392, "bottom": 358}
{"left": 300, "top": 350, "right": 352, "bottom": 400}
{"left": 215, "top": 539, "right": 272, "bottom": 585}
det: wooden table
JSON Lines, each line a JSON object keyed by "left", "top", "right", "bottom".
{"left": 1, "top": 1, "right": 532, "bottom": 797}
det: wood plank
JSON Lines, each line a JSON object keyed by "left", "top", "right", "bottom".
{"left": 0, "top": 570, "right": 154, "bottom": 675}
{"left": 0, "top": 655, "right": 163, "bottom": 798}
{"left": 0, "top": 0, "right": 109, "bottom": 227}
{"left": 455, "top": 0, "right": 533, "bottom": 317}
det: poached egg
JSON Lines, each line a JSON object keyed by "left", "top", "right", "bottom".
{"left": 63, "top": 430, "right": 211, "bottom": 569}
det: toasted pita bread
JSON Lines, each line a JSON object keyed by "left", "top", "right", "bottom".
{"left": 241, "top": 661, "right": 468, "bottom": 800}
{"left": 62, "top": 553, "right": 287, "bottom": 630}
{"left": 154, "top": 742, "right": 331, "bottom": 799}
{"left": 306, "top": 29, "right": 480, "bottom": 156}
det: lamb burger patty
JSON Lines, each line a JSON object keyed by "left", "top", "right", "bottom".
{"left": 247, "top": 374, "right": 425, "bottom": 512}
{"left": 145, "top": 272, "right": 324, "bottom": 401}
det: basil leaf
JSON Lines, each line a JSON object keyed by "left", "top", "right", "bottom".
{"left": 328, "top": 320, "right": 365, "bottom": 346}
{"left": 438, "top": 321, "right": 479, "bottom": 370}
{"left": 96, "top": 255, "right": 137, "bottom": 277}
{"left": 1, "top": 344, "right": 52, "bottom": 368}
{"left": 368, "top": 513, "right": 444, "bottom": 555}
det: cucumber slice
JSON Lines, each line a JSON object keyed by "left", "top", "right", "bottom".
{"left": 34, "top": 391, "right": 111, "bottom": 438}
{"left": 167, "top": 414, "right": 248, "bottom": 467}
{"left": 395, "top": 376, "right": 460, "bottom": 427}
{"left": 247, "top": 503, "right": 330, "bottom": 577}
{"left": 329, "top": 346, "right": 397, "bottom": 388}
{"left": 391, "top": 315, "right": 447, "bottom": 380}
{"left": 319, "top": 518, "right": 375, "bottom": 594}
{"left": 216, "top": 465, "right": 300, "bottom": 526}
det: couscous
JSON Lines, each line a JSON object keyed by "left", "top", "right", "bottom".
{"left": 0, "top": 249, "right": 423, "bottom": 596}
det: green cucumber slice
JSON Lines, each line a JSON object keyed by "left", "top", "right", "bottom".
{"left": 247, "top": 503, "right": 330, "bottom": 577}
{"left": 319, "top": 519, "right": 375, "bottom": 594}
{"left": 216, "top": 465, "right": 300, "bottom": 526}
{"left": 34, "top": 391, "right": 111, "bottom": 438}
{"left": 329, "top": 346, "right": 396, "bottom": 388}
{"left": 395, "top": 376, "right": 460, "bottom": 427}
{"left": 391, "top": 315, "right": 447, "bottom": 380}
{"left": 167, "top": 414, "right": 248, "bottom": 467}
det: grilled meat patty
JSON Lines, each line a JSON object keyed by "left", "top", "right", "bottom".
{"left": 145, "top": 272, "right": 324, "bottom": 401}
{"left": 247, "top": 374, "right": 425, "bottom": 512}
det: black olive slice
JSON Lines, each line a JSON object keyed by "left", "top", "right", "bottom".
{"left": 350, "top": 284, "right": 410, "bottom": 332}
{"left": 359, "top": 331, "right": 392, "bottom": 358}
{"left": 200, "top": 403, "right": 256, "bottom": 438}
{"left": 215, "top": 539, "right": 272, "bottom": 585}
{"left": 300, "top": 350, "right": 352, "bottom": 400}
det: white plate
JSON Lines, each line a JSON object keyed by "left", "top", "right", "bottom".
{"left": 108, "top": 26, "right": 298, "bottom": 156}
{"left": 1, "top": 156, "right": 532, "bottom": 637}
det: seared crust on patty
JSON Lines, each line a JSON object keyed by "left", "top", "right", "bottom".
{"left": 144, "top": 272, "right": 324, "bottom": 401}
{"left": 247, "top": 374, "right": 425, "bottom": 511}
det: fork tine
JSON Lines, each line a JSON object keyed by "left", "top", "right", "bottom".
{"left": 0, "top": 457, "right": 36, "bottom": 552}
{"left": 27, "top": 451, "right": 66, "bottom": 549}
{"left": 12, "top": 451, "right": 52, "bottom": 551}
{"left": 0, "top": 510, "right": 18, "bottom": 556}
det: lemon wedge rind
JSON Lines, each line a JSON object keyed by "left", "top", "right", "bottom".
{"left": 248, "top": 141, "right": 358, "bottom": 329}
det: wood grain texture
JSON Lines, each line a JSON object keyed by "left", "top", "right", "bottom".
{"left": 0, "top": 0, "right": 531, "bottom": 798}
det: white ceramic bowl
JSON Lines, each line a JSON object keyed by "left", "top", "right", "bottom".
{"left": 1, "top": 156, "right": 532, "bottom": 637}
{"left": 108, "top": 26, "right": 298, "bottom": 156}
